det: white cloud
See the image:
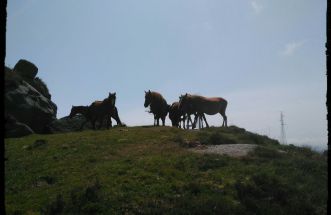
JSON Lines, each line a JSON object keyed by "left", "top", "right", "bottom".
{"left": 281, "top": 41, "right": 305, "bottom": 56}
{"left": 251, "top": 1, "right": 263, "bottom": 14}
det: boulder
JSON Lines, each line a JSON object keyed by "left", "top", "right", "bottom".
{"left": 5, "top": 114, "right": 34, "bottom": 138}
{"left": 48, "top": 115, "right": 93, "bottom": 133}
{"left": 5, "top": 80, "right": 57, "bottom": 133}
{"left": 13, "top": 59, "right": 38, "bottom": 80}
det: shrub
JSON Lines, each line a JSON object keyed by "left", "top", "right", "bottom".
{"left": 198, "top": 131, "right": 235, "bottom": 145}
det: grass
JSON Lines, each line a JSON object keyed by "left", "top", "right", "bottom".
{"left": 5, "top": 126, "right": 327, "bottom": 215}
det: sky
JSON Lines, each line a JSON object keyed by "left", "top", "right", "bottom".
{"left": 5, "top": 0, "right": 327, "bottom": 151}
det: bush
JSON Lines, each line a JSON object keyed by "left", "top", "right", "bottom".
{"left": 253, "top": 146, "right": 283, "bottom": 159}
{"left": 199, "top": 131, "right": 236, "bottom": 145}
{"left": 235, "top": 171, "right": 317, "bottom": 215}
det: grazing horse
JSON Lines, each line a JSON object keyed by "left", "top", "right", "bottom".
{"left": 169, "top": 102, "right": 184, "bottom": 128}
{"left": 179, "top": 93, "right": 228, "bottom": 127}
{"left": 88, "top": 92, "right": 117, "bottom": 129}
{"left": 68, "top": 105, "right": 90, "bottom": 130}
{"left": 144, "top": 90, "right": 169, "bottom": 126}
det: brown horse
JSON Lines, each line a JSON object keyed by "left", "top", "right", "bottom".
{"left": 88, "top": 92, "right": 117, "bottom": 129}
{"left": 144, "top": 90, "right": 169, "bottom": 126}
{"left": 179, "top": 93, "right": 228, "bottom": 127}
{"left": 169, "top": 102, "right": 183, "bottom": 128}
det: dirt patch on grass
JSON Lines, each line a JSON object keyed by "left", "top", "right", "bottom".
{"left": 190, "top": 144, "right": 258, "bottom": 157}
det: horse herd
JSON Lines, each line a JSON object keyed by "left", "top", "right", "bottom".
{"left": 68, "top": 90, "right": 228, "bottom": 130}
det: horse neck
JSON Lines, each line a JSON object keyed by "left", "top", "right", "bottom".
{"left": 101, "top": 99, "right": 114, "bottom": 109}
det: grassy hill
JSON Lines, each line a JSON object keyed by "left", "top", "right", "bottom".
{"left": 5, "top": 126, "right": 327, "bottom": 215}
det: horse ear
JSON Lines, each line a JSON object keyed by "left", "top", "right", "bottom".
{"left": 114, "top": 92, "right": 116, "bottom": 96}
{"left": 148, "top": 90, "right": 151, "bottom": 93}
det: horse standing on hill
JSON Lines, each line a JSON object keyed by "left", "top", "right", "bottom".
{"left": 68, "top": 103, "right": 122, "bottom": 130}
{"left": 178, "top": 95, "right": 197, "bottom": 129}
{"left": 144, "top": 90, "right": 169, "bottom": 126}
{"left": 88, "top": 92, "right": 117, "bottom": 129}
{"left": 179, "top": 93, "right": 228, "bottom": 127}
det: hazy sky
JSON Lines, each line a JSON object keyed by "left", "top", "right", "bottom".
{"left": 6, "top": 0, "right": 327, "bottom": 150}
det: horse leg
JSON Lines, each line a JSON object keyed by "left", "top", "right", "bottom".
{"left": 153, "top": 115, "right": 157, "bottom": 126}
{"left": 107, "top": 115, "right": 112, "bottom": 129}
{"left": 157, "top": 117, "right": 160, "bottom": 126}
{"left": 112, "top": 107, "right": 122, "bottom": 126}
{"left": 201, "top": 113, "right": 209, "bottom": 128}
{"left": 192, "top": 114, "right": 199, "bottom": 129}
{"left": 220, "top": 112, "right": 227, "bottom": 127}
{"left": 161, "top": 116, "right": 165, "bottom": 126}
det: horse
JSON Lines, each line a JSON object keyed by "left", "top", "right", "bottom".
{"left": 89, "top": 101, "right": 122, "bottom": 128}
{"left": 68, "top": 102, "right": 122, "bottom": 130}
{"left": 88, "top": 92, "right": 117, "bottom": 129}
{"left": 178, "top": 95, "right": 197, "bottom": 129}
{"left": 144, "top": 90, "right": 169, "bottom": 126}
{"left": 169, "top": 102, "right": 183, "bottom": 128}
{"left": 179, "top": 93, "right": 228, "bottom": 127}
{"left": 68, "top": 105, "right": 90, "bottom": 130}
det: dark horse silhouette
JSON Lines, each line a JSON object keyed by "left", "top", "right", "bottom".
{"left": 68, "top": 104, "right": 122, "bottom": 130}
{"left": 144, "top": 90, "right": 169, "bottom": 126}
{"left": 179, "top": 93, "right": 228, "bottom": 127}
{"left": 168, "top": 101, "right": 194, "bottom": 128}
{"left": 168, "top": 102, "right": 183, "bottom": 128}
{"left": 88, "top": 92, "right": 117, "bottom": 129}
{"left": 68, "top": 92, "right": 119, "bottom": 130}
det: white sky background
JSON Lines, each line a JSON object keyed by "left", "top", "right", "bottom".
{"left": 5, "top": 0, "right": 327, "bottom": 151}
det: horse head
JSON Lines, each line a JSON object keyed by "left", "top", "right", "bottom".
{"left": 108, "top": 92, "right": 116, "bottom": 106}
{"left": 144, "top": 90, "right": 152, "bottom": 107}
{"left": 178, "top": 93, "right": 189, "bottom": 112}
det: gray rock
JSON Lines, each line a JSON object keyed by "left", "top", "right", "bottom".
{"left": 13, "top": 59, "right": 38, "bottom": 80}
{"left": 5, "top": 114, "right": 34, "bottom": 138}
{"left": 5, "top": 80, "right": 57, "bottom": 133}
{"left": 48, "top": 115, "right": 93, "bottom": 133}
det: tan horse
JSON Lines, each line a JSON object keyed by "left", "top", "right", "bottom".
{"left": 88, "top": 92, "right": 117, "bottom": 129}
{"left": 144, "top": 90, "right": 169, "bottom": 126}
{"left": 179, "top": 93, "right": 228, "bottom": 127}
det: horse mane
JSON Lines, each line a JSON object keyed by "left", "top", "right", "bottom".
{"left": 150, "top": 91, "right": 167, "bottom": 104}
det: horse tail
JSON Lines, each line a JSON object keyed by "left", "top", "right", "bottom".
{"left": 222, "top": 98, "right": 228, "bottom": 112}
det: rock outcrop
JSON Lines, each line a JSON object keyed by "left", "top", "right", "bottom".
{"left": 5, "top": 114, "right": 34, "bottom": 138}
{"left": 48, "top": 115, "right": 93, "bottom": 133}
{"left": 5, "top": 59, "right": 57, "bottom": 137}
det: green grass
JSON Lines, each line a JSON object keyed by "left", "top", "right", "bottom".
{"left": 5, "top": 126, "right": 327, "bottom": 215}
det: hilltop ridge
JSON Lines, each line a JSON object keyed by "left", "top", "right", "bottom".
{"left": 5, "top": 126, "right": 327, "bottom": 215}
